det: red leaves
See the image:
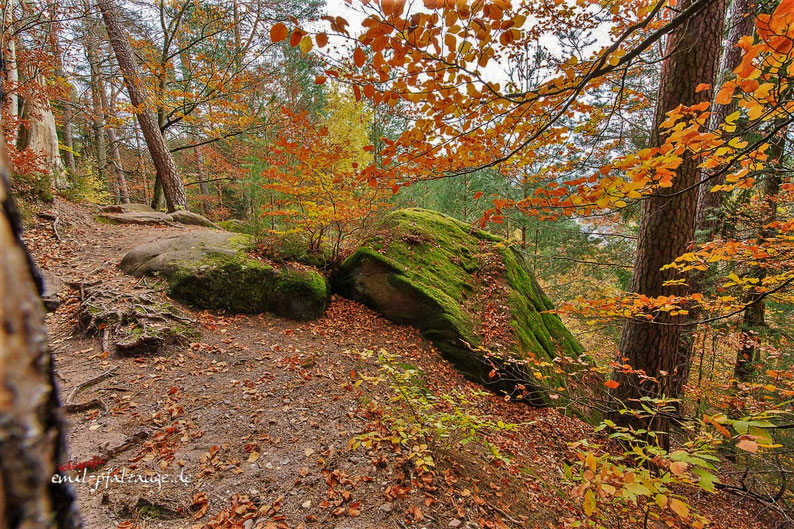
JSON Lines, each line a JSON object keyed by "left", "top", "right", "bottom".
{"left": 190, "top": 492, "right": 209, "bottom": 520}
{"left": 604, "top": 380, "right": 620, "bottom": 389}
{"left": 353, "top": 47, "right": 366, "bottom": 67}
{"left": 270, "top": 23, "right": 288, "bottom": 43}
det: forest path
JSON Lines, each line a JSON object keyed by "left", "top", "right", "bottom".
{"left": 24, "top": 200, "right": 777, "bottom": 529}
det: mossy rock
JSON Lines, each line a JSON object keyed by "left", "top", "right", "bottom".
{"left": 120, "top": 232, "right": 328, "bottom": 320}
{"left": 338, "top": 208, "right": 585, "bottom": 404}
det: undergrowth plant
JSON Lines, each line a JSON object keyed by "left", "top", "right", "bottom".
{"left": 565, "top": 398, "right": 720, "bottom": 528}
{"left": 350, "top": 349, "right": 517, "bottom": 474}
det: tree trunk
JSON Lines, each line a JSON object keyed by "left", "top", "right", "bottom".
{"left": 196, "top": 146, "right": 211, "bottom": 215}
{"left": 609, "top": 0, "right": 728, "bottom": 445}
{"left": 84, "top": 21, "right": 113, "bottom": 201}
{"left": 16, "top": 74, "right": 66, "bottom": 185}
{"left": 47, "top": 0, "right": 77, "bottom": 179}
{"left": 100, "top": 84, "right": 130, "bottom": 203}
{"left": 97, "top": 0, "right": 186, "bottom": 212}
{"left": 0, "top": 124, "right": 81, "bottom": 529}
{"left": 695, "top": 0, "right": 755, "bottom": 237}
{"left": 2, "top": 1, "right": 20, "bottom": 147}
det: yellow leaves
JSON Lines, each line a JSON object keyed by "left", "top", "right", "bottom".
{"left": 299, "top": 36, "right": 313, "bottom": 54}
{"left": 583, "top": 489, "right": 596, "bottom": 516}
{"left": 669, "top": 498, "right": 690, "bottom": 519}
{"left": 704, "top": 414, "right": 731, "bottom": 438}
{"left": 655, "top": 494, "right": 668, "bottom": 509}
{"left": 585, "top": 452, "right": 597, "bottom": 472}
{"left": 695, "top": 83, "right": 710, "bottom": 92}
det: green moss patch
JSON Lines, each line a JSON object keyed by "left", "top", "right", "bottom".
{"left": 168, "top": 253, "right": 328, "bottom": 320}
{"left": 338, "top": 208, "right": 584, "bottom": 404}
{"left": 120, "top": 232, "right": 329, "bottom": 320}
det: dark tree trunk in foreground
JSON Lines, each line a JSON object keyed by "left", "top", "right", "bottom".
{"left": 609, "top": 0, "right": 728, "bottom": 444}
{"left": 0, "top": 129, "right": 81, "bottom": 528}
{"left": 97, "top": 0, "right": 187, "bottom": 212}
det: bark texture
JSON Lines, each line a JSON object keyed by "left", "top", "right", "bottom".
{"left": 2, "top": 2, "right": 19, "bottom": 147}
{"left": 16, "top": 74, "right": 66, "bottom": 183}
{"left": 611, "top": 0, "right": 728, "bottom": 440}
{"left": 0, "top": 127, "right": 81, "bottom": 528}
{"left": 100, "top": 84, "right": 130, "bottom": 203}
{"left": 695, "top": 0, "right": 756, "bottom": 236}
{"left": 97, "top": 0, "right": 186, "bottom": 212}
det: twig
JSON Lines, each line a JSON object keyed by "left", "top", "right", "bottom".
{"left": 52, "top": 215, "right": 62, "bottom": 241}
{"left": 65, "top": 366, "right": 119, "bottom": 405}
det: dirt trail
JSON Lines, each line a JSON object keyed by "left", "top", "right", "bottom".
{"left": 25, "top": 201, "right": 779, "bottom": 529}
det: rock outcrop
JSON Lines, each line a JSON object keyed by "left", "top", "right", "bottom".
{"left": 99, "top": 206, "right": 219, "bottom": 228}
{"left": 121, "top": 232, "right": 328, "bottom": 320}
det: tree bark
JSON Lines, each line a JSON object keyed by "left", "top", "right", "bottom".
{"left": 695, "top": 0, "right": 756, "bottom": 237}
{"left": 97, "top": 0, "right": 186, "bottom": 212}
{"left": 16, "top": 73, "right": 66, "bottom": 185}
{"left": 46, "top": 0, "right": 77, "bottom": 179}
{"left": 0, "top": 123, "right": 81, "bottom": 529}
{"left": 84, "top": 19, "right": 112, "bottom": 201}
{"left": 610, "top": 0, "right": 728, "bottom": 444}
{"left": 100, "top": 83, "right": 129, "bottom": 204}
{"left": 2, "top": 1, "right": 20, "bottom": 147}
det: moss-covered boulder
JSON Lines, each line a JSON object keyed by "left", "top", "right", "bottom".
{"left": 120, "top": 232, "right": 328, "bottom": 320}
{"left": 338, "top": 208, "right": 584, "bottom": 403}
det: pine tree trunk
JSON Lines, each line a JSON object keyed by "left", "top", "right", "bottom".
{"left": 695, "top": 0, "right": 755, "bottom": 236}
{"left": 97, "top": 0, "right": 186, "bottom": 212}
{"left": 609, "top": 0, "right": 728, "bottom": 444}
{"left": 0, "top": 125, "right": 81, "bottom": 529}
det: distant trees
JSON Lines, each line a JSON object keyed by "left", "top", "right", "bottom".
{"left": 98, "top": 0, "right": 187, "bottom": 211}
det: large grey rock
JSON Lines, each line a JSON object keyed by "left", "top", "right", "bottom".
{"left": 167, "top": 210, "right": 220, "bottom": 228}
{"left": 120, "top": 231, "right": 246, "bottom": 277}
{"left": 99, "top": 211, "right": 169, "bottom": 225}
{"left": 98, "top": 209, "right": 218, "bottom": 228}
{"left": 120, "top": 232, "right": 329, "bottom": 320}
{"left": 99, "top": 203, "right": 156, "bottom": 214}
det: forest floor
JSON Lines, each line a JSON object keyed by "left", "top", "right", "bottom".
{"left": 25, "top": 199, "right": 784, "bottom": 529}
